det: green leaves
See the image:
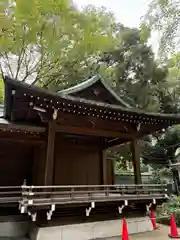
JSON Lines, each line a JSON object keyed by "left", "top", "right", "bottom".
{"left": 142, "top": 0, "right": 180, "bottom": 58}
{"left": 142, "top": 127, "right": 180, "bottom": 167}
{"left": 0, "top": 0, "right": 179, "bottom": 117}
{"left": 140, "top": 24, "right": 151, "bottom": 43}
{"left": 100, "top": 27, "right": 168, "bottom": 111}
{"left": 0, "top": 76, "right": 4, "bottom": 104}
{"left": 158, "top": 0, "right": 169, "bottom": 8}
{"left": 0, "top": 0, "right": 122, "bottom": 87}
{"left": 0, "top": 0, "right": 83, "bottom": 80}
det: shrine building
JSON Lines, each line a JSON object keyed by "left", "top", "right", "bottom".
{"left": 0, "top": 75, "right": 179, "bottom": 240}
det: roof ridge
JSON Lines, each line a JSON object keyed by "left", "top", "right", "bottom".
{"left": 58, "top": 75, "right": 100, "bottom": 95}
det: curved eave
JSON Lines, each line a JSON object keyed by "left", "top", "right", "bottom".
{"left": 58, "top": 75, "right": 99, "bottom": 95}
{"left": 3, "top": 76, "right": 180, "bottom": 126}
{"left": 62, "top": 95, "right": 180, "bottom": 122}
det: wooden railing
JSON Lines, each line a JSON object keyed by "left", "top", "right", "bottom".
{"left": 0, "top": 184, "right": 168, "bottom": 207}
{"left": 0, "top": 186, "right": 22, "bottom": 204}
{"left": 20, "top": 184, "right": 168, "bottom": 207}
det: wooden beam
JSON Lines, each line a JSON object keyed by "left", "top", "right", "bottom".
{"left": 136, "top": 123, "right": 169, "bottom": 139}
{"left": 56, "top": 112, "right": 133, "bottom": 132}
{"left": 0, "top": 119, "right": 46, "bottom": 133}
{"left": 55, "top": 124, "right": 133, "bottom": 139}
{"left": 0, "top": 137, "right": 44, "bottom": 145}
{"left": 0, "top": 132, "right": 45, "bottom": 144}
{"left": 111, "top": 159, "right": 115, "bottom": 185}
{"left": 44, "top": 121, "right": 56, "bottom": 185}
{"left": 131, "top": 140, "right": 142, "bottom": 184}
{"left": 103, "top": 138, "right": 125, "bottom": 149}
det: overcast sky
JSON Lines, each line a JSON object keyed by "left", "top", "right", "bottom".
{"left": 75, "top": 0, "right": 148, "bottom": 28}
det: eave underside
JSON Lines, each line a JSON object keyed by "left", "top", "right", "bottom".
{"left": 0, "top": 119, "right": 46, "bottom": 144}
{"left": 1, "top": 76, "right": 180, "bottom": 147}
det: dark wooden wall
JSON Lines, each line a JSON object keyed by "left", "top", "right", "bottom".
{"left": 32, "top": 144, "right": 46, "bottom": 185}
{"left": 32, "top": 133, "right": 115, "bottom": 186}
{"left": 31, "top": 132, "right": 114, "bottom": 186}
{"left": 0, "top": 138, "right": 114, "bottom": 186}
{"left": 0, "top": 141, "right": 34, "bottom": 186}
{"left": 54, "top": 134, "right": 102, "bottom": 185}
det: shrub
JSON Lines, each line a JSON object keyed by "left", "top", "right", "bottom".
{"left": 159, "top": 196, "right": 180, "bottom": 225}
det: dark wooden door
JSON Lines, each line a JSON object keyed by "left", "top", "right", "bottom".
{"left": 54, "top": 143, "right": 101, "bottom": 185}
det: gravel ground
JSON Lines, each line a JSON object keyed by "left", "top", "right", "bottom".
{"left": 105, "top": 224, "right": 173, "bottom": 240}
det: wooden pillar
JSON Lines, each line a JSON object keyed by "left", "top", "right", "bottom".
{"left": 131, "top": 140, "right": 142, "bottom": 184}
{"left": 102, "top": 150, "right": 108, "bottom": 184}
{"left": 110, "top": 159, "right": 115, "bottom": 185}
{"left": 101, "top": 151, "right": 115, "bottom": 185}
{"left": 44, "top": 121, "right": 56, "bottom": 185}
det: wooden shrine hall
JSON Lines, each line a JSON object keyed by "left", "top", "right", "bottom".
{"left": 0, "top": 75, "right": 180, "bottom": 224}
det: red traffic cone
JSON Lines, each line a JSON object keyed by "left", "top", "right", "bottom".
{"left": 169, "top": 213, "right": 180, "bottom": 238}
{"left": 122, "top": 218, "right": 129, "bottom": 240}
{"left": 150, "top": 208, "right": 158, "bottom": 230}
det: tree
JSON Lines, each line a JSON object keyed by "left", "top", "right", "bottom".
{"left": 142, "top": 1, "right": 180, "bottom": 111}
{"left": 45, "top": 5, "right": 124, "bottom": 91}
{"left": 0, "top": 0, "right": 76, "bottom": 82}
{"left": 167, "top": 53, "right": 180, "bottom": 82}
{"left": 100, "top": 28, "right": 169, "bottom": 111}
{"left": 148, "top": 167, "right": 172, "bottom": 184}
{"left": 141, "top": 126, "right": 180, "bottom": 183}
{"left": 99, "top": 28, "right": 180, "bottom": 174}
{"left": 0, "top": 1, "right": 121, "bottom": 90}
{"left": 158, "top": 52, "right": 180, "bottom": 113}
{"left": 0, "top": 76, "right": 4, "bottom": 104}
{"left": 142, "top": 127, "right": 180, "bottom": 166}
{"left": 142, "top": 0, "right": 180, "bottom": 58}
